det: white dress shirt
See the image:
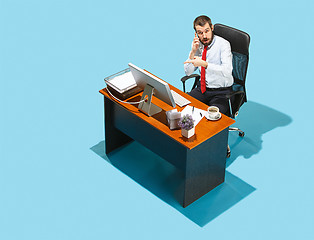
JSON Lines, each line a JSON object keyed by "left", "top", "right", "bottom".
{"left": 184, "top": 35, "right": 234, "bottom": 88}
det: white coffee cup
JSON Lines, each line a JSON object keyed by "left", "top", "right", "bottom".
{"left": 207, "top": 106, "right": 220, "bottom": 119}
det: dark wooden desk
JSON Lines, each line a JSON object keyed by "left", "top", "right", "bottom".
{"left": 99, "top": 76, "right": 235, "bottom": 207}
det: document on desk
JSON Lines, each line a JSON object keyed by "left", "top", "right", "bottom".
{"left": 181, "top": 105, "right": 207, "bottom": 126}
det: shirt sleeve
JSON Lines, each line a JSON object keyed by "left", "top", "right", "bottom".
{"left": 184, "top": 60, "right": 197, "bottom": 76}
{"left": 206, "top": 40, "right": 233, "bottom": 78}
{"left": 184, "top": 43, "right": 202, "bottom": 76}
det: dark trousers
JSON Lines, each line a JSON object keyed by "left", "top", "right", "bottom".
{"left": 189, "top": 84, "right": 232, "bottom": 117}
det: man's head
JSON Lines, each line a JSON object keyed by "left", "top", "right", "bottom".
{"left": 193, "top": 15, "right": 214, "bottom": 46}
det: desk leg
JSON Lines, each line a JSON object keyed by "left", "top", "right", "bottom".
{"left": 104, "top": 97, "right": 133, "bottom": 154}
{"left": 183, "top": 128, "right": 228, "bottom": 208}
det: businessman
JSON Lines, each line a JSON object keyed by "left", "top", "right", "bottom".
{"left": 184, "top": 15, "right": 233, "bottom": 116}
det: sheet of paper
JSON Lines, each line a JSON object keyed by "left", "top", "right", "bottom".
{"left": 181, "top": 105, "right": 207, "bottom": 126}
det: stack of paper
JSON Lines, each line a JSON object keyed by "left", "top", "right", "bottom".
{"left": 106, "top": 71, "right": 137, "bottom": 93}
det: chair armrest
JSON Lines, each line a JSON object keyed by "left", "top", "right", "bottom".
{"left": 181, "top": 74, "right": 200, "bottom": 83}
{"left": 181, "top": 74, "right": 200, "bottom": 92}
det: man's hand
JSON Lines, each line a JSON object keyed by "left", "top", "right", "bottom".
{"left": 184, "top": 56, "right": 208, "bottom": 68}
{"left": 191, "top": 33, "right": 200, "bottom": 53}
{"left": 188, "top": 33, "right": 200, "bottom": 60}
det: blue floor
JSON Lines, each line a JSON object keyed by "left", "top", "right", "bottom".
{"left": 1, "top": 1, "right": 314, "bottom": 239}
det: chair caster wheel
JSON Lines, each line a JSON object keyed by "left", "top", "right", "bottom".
{"left": 239, "top": 132, "right": 245, "bottom": 137}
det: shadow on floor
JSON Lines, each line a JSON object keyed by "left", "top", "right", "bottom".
{"left": 227, "top": 101, "right": 292, "bottom": 167}
{"left": 91, "top": 140, "right": 255, "bottom": 227}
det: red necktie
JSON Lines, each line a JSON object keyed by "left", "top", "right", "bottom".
{"left": 200, "top": 46, "right": 208, "bottom": 93}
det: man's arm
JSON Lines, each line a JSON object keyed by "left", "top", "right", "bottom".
{"left": 184, "top": 58, "right": 197, "bottom": 76}
{"left": 184, "top": 33, "right": 202, "bottom": 76}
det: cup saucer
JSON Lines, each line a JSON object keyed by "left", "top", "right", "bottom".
{"left": 206, "top": 112, "right": 221, "bottom": 121}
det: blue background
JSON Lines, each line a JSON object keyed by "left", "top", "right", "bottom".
{"left": 1, "top": 0, "right": 314, "bottom": 239}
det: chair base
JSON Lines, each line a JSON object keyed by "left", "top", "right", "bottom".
{"left": 227, "top": 127, "right": 244, "bottom": 158}
{"left": 229, "top": 127, "right": 245, "bottom": 137}
{"left": 227, "top": 145, "right": 231, "bottom": 158}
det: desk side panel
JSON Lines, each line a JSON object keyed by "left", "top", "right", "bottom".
{"left": 183, "top": 128, "right": 228, "bottom": 207}
{"left": 112, "top": 102, "right": 187, "bottom": 171}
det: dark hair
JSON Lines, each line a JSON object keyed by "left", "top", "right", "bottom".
{"left": 193, "top": 15, "right": 212, "bottom": 30}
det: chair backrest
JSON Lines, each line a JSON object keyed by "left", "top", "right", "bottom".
{"left": 214, "top": 24, "right": 250, "bottom": 104}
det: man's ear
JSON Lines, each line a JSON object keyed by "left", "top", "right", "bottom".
{"left": 211, "top": 25, "right": 214, "bottom": 32}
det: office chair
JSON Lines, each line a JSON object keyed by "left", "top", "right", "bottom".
{"left": 181, "top": 24, "right": 250, "bottom": 156}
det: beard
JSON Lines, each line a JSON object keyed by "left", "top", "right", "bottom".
{"left": 200, "top": 35, "right": 213, "bottom": 46}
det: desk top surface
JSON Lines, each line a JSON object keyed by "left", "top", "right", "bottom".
{"left": 99, "top": 73, "right": 235, "bottom": 150}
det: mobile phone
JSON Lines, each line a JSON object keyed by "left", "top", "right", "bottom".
{"left": 195, "top": 32, "right": 200, "bottom": 39}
